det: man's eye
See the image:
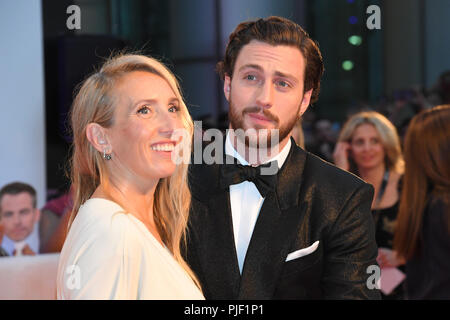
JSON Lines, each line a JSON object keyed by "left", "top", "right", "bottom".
{"left": 246, "top": 75, "right": 257, "bottom": 81}
{"left": 277, "top": 80, "right": 290, "bottom": 88}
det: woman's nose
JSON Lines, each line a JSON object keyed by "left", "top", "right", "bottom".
{"left": 158, "top": 111, "right": 178, "bottom": 136}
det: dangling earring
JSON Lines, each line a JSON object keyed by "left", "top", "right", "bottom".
{"left": 103, "top": 149, "right": 112, "bottom": 160}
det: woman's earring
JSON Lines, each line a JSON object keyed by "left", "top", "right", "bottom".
{"left": 103, "top": 149, "right": 112, "bottom": 160}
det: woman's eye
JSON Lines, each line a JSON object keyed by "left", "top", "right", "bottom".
{"left": 168, "top": 105, "right": 180, "bottom": 113}
{"left": 137, "top": 105, "right": 152, "bottom": 117}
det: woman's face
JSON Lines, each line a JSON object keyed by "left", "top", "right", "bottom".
{"left": 106, "top": 71, "right": 185, "bottom": 186}
{"left": 350, "top": 123, "right": 386, "bottom": 171}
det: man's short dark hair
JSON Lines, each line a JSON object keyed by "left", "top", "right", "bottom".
{"left": 0, "top": 182, "right": 37, "bottom": 211}
{"left": 217, "top": 16, "right": 324, "bottom": 104}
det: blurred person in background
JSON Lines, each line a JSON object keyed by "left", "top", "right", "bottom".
{"left": 333, "top": 111, "right": 406, "bottom": 299}
{"left": 39, "top": 187, "right": 73, "bottom": 253}
{"left": 0, "top": 182, "right": 41, "bottom": 256}
{"left": 308, "top": 119, "right": 337, "bottom": 162}
{"left": 394, "top": 105, "right": 450, "bottom": 299}
{"left": 0, "top": 224, "right": 8, "bottom": 256}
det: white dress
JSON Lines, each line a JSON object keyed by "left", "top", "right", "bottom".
{"left": 56, "top": 198, "right": 204, "bottom": 300}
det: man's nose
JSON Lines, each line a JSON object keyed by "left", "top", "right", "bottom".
{"left": 12, "top": 214, "right": 22, "bottom": 225}
{"left": 255, "top": 81, "right": 274, "bottom": 109}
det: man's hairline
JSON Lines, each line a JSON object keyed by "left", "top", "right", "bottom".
{"left": 226, "top": 40, "right": 307, "bottom": 82}
{"left": 0, "top": 191, "right": 37, "bottom": 213}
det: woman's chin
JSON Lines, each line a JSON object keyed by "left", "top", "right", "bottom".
{"left": 154, "top": 166, "right": 177, "bottom": 179}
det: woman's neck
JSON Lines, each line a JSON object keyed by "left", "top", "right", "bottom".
{"left": 358, "top": 163, "right": 386, "bottom": 193}
{"left": 93, "top": 177, "right": 158, "bottom": 227}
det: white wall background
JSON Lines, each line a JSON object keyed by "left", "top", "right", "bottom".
{"left": 0, "top": 0, "right": 46, "bottom": 208}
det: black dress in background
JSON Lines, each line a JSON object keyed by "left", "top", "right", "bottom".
{"left": 372, "top": 201, "right": 406, "bottom": 300}
{"left": 405, "top": 196, "right": 450, "bottom": 299}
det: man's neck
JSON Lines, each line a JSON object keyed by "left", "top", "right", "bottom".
{"left": 228, "top": 129, "right": 290, "bottom": 166}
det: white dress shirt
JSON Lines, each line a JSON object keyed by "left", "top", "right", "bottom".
{"left": 225, "top": 133, "right": 292, "bottom": 273}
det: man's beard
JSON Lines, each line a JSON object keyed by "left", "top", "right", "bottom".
{"left": 228, "top": 96, "right": 300, "bottom": 149}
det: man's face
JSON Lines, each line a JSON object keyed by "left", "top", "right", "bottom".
{"left": 0, "top": 192, "right": 40, "bottom": 241}
{"left": 224, "top": 40, "right": 312, "bottom": 149}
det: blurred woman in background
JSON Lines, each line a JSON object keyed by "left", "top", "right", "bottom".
{"left": 333, "top": 111, "right": 405, "bottom": 299}
{"left": 394, "top": 105, "right": 450, "bottom": 299}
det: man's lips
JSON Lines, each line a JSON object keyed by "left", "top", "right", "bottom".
{"left": 12, "top": 227, "right": 27, "bottom": 234}
{"left": 247, "top": 112, "right": 273, "bottom": 123}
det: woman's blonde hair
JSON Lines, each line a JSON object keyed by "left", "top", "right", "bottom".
{"left": 68, "top": 54, "right": 200, "bottom": 288}
{"left": 338, "top": 111, "right": 404, "bottom": 175}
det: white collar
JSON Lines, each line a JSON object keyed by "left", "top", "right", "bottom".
{"left": 225, "top": 131, "right": 292, "bottom": 169}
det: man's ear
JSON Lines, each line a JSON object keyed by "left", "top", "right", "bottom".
{"left": 34, "top": 209, "right": 41, "bottom": 223}
{"left": 224, "top": 75, "right": 231, "bottom": 101}
{"left": 299, "top": 89, "right": 313, "bottom": 117}
{"left": 86, "top": 123, "right": 111, "bottom": 153}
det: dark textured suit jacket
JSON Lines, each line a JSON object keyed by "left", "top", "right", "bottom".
{"left": 185, "top": 137, "right": 381, "bottom": 299}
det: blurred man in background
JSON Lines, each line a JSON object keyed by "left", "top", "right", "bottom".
{"left": 0, "top": 182, "right": 40, "bottom": 256}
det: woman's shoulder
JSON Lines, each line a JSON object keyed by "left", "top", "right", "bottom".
{"left": 71, "top": 198, "right": 137, "bottom": 244}
{"left": 390, "top": 171, "right": 403, "bottom": 187}
{"left": 426, "top": 195, "right": 449, "bottom": 222}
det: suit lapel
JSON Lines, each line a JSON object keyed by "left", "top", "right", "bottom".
{"left": 201, "top": 190, "right": 241, "bottom": 298}
{"left": 238, "top": 140, "right": 308, "bottom": 299}
{"left": 189, "top": 139, "right": 241, "bottom": 298}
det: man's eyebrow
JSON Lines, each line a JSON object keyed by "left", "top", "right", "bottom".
{"left": 274, "top": 71, "right": 299, "bottom": 84}
{"left": 238, "top": 64, "right": 299, "bottom": 84}
{"left": 19, "top": 208, "right": 31, "bottom": 214}
{"left": 237, "top": 64, "right": 264, "bottom": 73}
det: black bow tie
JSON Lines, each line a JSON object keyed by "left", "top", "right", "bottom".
{"left": 220, "top": 158, "right": 278, "bottom": 197}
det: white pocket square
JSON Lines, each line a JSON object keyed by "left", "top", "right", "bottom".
{"left": 285, "top": 241, "right": 320, "bottom": 262}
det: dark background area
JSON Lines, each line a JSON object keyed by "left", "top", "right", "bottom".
{"left": 41, "top": 0, "right": 450, "bottom": 193}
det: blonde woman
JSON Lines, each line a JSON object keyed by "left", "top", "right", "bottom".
{"left": 333, "top": 111, "right": 405, "bottom": 299}
{"left": 56, "top": 54, "right": 204, "bottom": 299}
